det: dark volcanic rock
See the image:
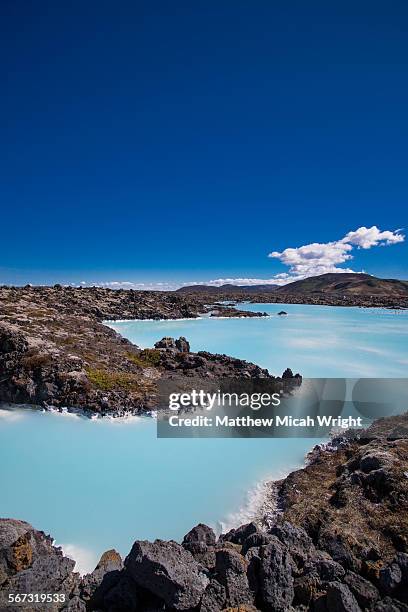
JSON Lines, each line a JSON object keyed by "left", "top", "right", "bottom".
{"left": 256, "top": 537, "right": 295, "bottom": 611}
{"left": 124, "top": 539, "right": 209, "bottom": 609}
{"left": 199, "top": 578, "right": 226, "bottom": 611}
{"left": 220, "top": 522, "right": 258, "bottom": 546}
{"left": 326, "top": 581, "right": 362, "bottom": 611}
{"left": 215, "top": 547, "right": 254, "bottom": 606}
{"left": 344, "top": 570, "right": 379, "bottom": 608}
{"left": 81, "top": 549, "right": 123, "bottom": 606}
{"left": 373, "top": 596, "right": 408, "bottom": 611}
{"left": 154, "top": 336, "right": 178, "bottom": 349}
{"left": 182, "top": 523, "right": 216, "bottom": 551}
{"left": 379, "top": 558, "right": 403, "bottom": 594}
{"left": 306, "top": 554, "right": 346, "bottom": 583}
{"left": 270, "top": 521, "right": 315, "bottom": 566}
{"left": 182, "top": 524, "right": 216, "bottom": 567}
{"left": 0, "top": 286, "right": 285, "bottom": 414}
{"left": 0, "top": 519, "right": 80, "bottom": 611}
{"left": 175, "top": 336, "right": 190, "bottom": 352}
{"left": 182, "top": 524, "right": 215, "bottom": 554}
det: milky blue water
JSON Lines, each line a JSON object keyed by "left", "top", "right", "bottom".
{"left": 1, "top": 304, "right": 406, "bottom": 574}
{"left": 110, "top": 303, "right": 408, "bottom": 378}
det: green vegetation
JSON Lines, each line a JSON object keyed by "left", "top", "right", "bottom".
{"left": 126, "top": 349, "right": 161, "bottom": 367}
{"left": 86, "top": 368, "right": 141, "bottom": 391}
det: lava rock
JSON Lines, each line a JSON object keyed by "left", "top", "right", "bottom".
{"left": 270, "top": 521, "right": 315, "bottom": 566}
{"left": 256, "top": 537, "right": 295, "bottom": 611}
{"left": 81, "top": 549, "right": 123, "bottom": 606}
{"left": 175, "top": 337, "right": 190, "bottom": 352}
{"left": 199, "top": 579, "right": 226, "bottom": 611}
{"left": 344, "top": 570, "right": 379, "bottom": 608}
{"left": 373, "top": 596, "right": 408, "bottom": 611}
{"left": 304, "top": 553, "right": 345, "bottom": 583}
{"left": 326, "top": 581, "right": 362, "bottom": 612}
{"left": 215, "top": 547, "right": 254, "bottom": 607}
{"left": 0, "top": 519, "right": 80, "bottom": 611}
{"left": 154, "top": 337, "right": 177, "bottom": 349}
{"left": 242, "top": 532, "right": 274, "bottom": 555}
{"left": 220, "top": 522, "right": 258, "bottom": 546}
{"left": 124, "top": 539, "right": 209, "bottom": 610}
{"left": 379, "top": 560, "right": 402, "bottom": 594}
{"left": 182, "top": 523, "right": 216, "bottom": 550}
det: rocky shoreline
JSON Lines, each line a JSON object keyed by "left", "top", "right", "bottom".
{"left": 0, "top": 286, "right": 296, "bottom": 415}
{"left": 1, "top": 284, "right": 404, "bottom": 416}
{"left": 1, "top": 413, "right": 407, "bottom": 611}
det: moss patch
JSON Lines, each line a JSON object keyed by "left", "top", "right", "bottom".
{"left": 126, "top": 349, "right": 161, "bottom": 368}
{"left": 86, "top": 368, "right": 141, "bottom": 391}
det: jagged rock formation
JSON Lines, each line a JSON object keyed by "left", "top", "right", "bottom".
{"left": 0, "top": 283, "right": 295, "bottom": 414}
{"left": 1, "top": 414, "right": 407, "bottom": 611}
{"left": 0, "top": 322, "right": 290, "bottom": 413}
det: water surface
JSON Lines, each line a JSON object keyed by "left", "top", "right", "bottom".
{"left": 1, "top": 303, "right": 406, "bottom": 573}
{"left": 110, "top": 303, "right": 408, "bottom": 377}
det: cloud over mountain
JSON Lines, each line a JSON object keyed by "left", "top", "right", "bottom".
{"left": 77, "top": 226, "right": 404, "bottom": 290}
{"left": 268, "top": 225, "right": 404, "bottom": 281}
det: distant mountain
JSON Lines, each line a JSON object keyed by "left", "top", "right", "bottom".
{"left": 175, "top": 273, "right": 408, "bottom": 297}
{"left": 275, "top": 273, "right": 408, "bottom": 296}
{"left": 175, "top": 283, "right": 278, "bottom": 294}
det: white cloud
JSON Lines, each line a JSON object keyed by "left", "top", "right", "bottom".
{"left": 342, "top": 226, "right": 404, "bottom": 249}
{"left": 74, "top": 225, "right": 404, "bottom": 290}
{"left": 269, "top": 225, "right": 404, "bottom": 282}
{"left": 182, "top": 278, "right": 280, "bottom": 287}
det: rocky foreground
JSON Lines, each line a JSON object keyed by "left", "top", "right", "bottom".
{"left": 1, "top": 414, "right": 408, "bottom": 611}
{"left": 0, "top": 286, "right": 288, "bottom": 414}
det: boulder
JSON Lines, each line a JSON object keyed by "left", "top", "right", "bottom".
{"left": 215, "top": 547, "right": 254, "bottom": 607}
{"left": 100, "top": 573, "right": 140, "bottom": 612}
{"left": 154, "top": 337, "right": 177, "bottom": 350}
{"left": 242, "top": 532, "right": 274, "bottom": 555}
{"left": 396, "top": 552, "right": 408, "bottom": 583}
{"left": 182, "top": 523, "right": 216, "bottom": 567}
{"left": 270, "top": 521, "right": 315, "bottom": 566}
{"left": 359, "top": 450, "right": 395, "bottom": 473}
{"left": 154, "top": 336, "right": 190, "bottom": 352}
{"left": 379, "top": 560, "right": 402, "bottom": 594}
{"left": 373, "top": 596, "right": 408, "bottom": 611}
{"left": 199, "top": 579, "right": 226, "bottom": 611}
{"left": 303, "top": 552, "right": 345, "bottom": 583}
{"left": 344, "top": 571, "right": 379, "bottom": 608}
{"left": 125, "top": 539, "right": 209, "bottom": 610}
{"left": 182, "top": 523, "right": 216, "bottom": 550}
{"left": 326, "top": 582, "right": 362, "bottom": 611}
{"left": 175, "top": 337, "right": 190, "bottom": 352}
{"left": 256, "top": 537, "right": 295, "bottom": 611}
{"left": 293, "top": 572, "right": 320, "bottom": 606}
{"left": 220, "top": 522, "right": 258, "bottom": 546}
{"left": 0, "top": 519, "right": 80, "bottom": 611}
{"left": 81, "top": 549, "right": 123, "bottom": 605}
{"left": 317, "top": 531, "right": 360, "bottom": 571}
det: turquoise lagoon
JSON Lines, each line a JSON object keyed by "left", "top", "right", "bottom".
{"left": 1, "top": 303, "right": 407, "bottom": 573}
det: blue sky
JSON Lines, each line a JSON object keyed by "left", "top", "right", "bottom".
{"left": 1, "top": 1, "right": 407, "bottom": 287}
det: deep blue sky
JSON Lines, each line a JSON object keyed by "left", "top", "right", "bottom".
{"left": 1, "top": 1, "right": 407, "bottom": 286}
